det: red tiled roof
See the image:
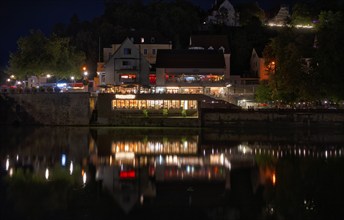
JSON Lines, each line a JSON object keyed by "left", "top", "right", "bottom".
{"left": 156, "top": 49, "right": 226, "bottom": 69}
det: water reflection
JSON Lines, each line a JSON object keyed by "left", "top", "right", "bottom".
{"left": 1, "top": 126, "right": 344, "bottom": 219}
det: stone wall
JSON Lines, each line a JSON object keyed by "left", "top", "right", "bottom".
{"left": 201, "top": 109, "right": 344, "bottom": 127}
{"left": 0, "top": 93, "right": 91, "bottom": 125}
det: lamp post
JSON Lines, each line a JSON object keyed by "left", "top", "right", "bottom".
{"left": 82, "top": 66, "right": 89, "bottom": 92}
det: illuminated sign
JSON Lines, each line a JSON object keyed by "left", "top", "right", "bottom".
{"left": 115, "top": 94, "right": 136, "bottom": 99}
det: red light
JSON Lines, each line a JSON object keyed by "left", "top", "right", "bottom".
{"left": 120, "top": 170, "right": 136, "bottom": 179}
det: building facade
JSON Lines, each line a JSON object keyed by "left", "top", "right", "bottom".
{"left": 97, "top": 31, "right": 172, "bottom": 86}
{"left": 155, "top": 49, "right": 227, "bottom": 96}
{"left": 103, "top": 38, "right": 151, "bottom": 86}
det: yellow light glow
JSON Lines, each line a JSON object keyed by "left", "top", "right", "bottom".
{"left": 272, "top": 173, "right": 276, "bottom": 185}
{"left": 115, "top": 94, "right": 136, "bottom": 99}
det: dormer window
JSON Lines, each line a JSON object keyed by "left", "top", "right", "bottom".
{"left": 219, "top": 46, "right": 225, "bottom": 53}
{"left": 208, "top": 46, "right": 214, "bottom": 50}
{"left": 130, "top": 37, "right": 134, "bottom": 43}
{"left": 151, "top": 37, "right": 155, "bottom": 43}
{"left": 141, "top": 37, "right": 145, "bottom": 43}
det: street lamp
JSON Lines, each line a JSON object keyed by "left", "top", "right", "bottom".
{"left": 82, "top": 66, "right": 88, "bottom": 76}
{"left": 82, "top": 66, "right": 89, "bottom": 91}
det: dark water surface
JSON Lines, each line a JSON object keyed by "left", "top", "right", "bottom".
{"left": 0, "top": 126, "right": 344, "bottom": 220}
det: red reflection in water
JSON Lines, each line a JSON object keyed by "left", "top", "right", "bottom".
{"left": 120, "top": 170, "right": 136, "bottom": 179}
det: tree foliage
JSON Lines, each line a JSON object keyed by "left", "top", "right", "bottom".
{"left": 7, "top": 30, "right": 85, "bottom": 79}
{"left": 291, "top": 2, "right": 314, "bottom": 26}
{"left": 315, "top": 11, "right": 344, "bottom": 100}
{"left": 255, "top": 81, "right": 272, "bottom": 102}
{"left": 262, "top": 29, "right": 318, "bottom": 103}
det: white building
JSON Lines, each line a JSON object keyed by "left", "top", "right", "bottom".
{"left": 207, "top": 0, "right": 240, "bottom": 26}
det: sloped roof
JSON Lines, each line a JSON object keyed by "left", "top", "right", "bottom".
{"left": 156, "top": 49, "right": 225, "bottom": 69}
{"left": 189, "top": 35, "right": 230, "bottom": 53}
{"left": 253, "top": 46, "right": 264, "bottom": 57}
{"left": 112, "top": 30, "right": 171, "bottom": 45}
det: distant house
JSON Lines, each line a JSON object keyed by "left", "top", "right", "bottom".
{"left": 97, "top": 30, "right": 172, "bottom": 86}
{"left": 103, "top": 38, "right": 151, "bottom": 86}
{"left": 267, "top": 4, "right": 290, "bottom": 27}
{"left": 189, "top": 35, "right": 231, "bottom": 81}
{"left": 250, "top": 48, "right": 268, "bottom": 81}
{"left": 155, "top": 49, "right": 226, "bottom": 95}
{"left": 206, "top": 0, "right": 240, "bottom": 26}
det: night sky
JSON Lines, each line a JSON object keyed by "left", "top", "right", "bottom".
{"left": 0, "top": 0, "right": 292, "bottom": 68}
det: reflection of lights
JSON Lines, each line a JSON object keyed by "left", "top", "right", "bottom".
{"left": 304, "top": 199, "right": 315, "bottom": 211}
{"left": 272, "top": 172, "right": 276, "bottom": 185}
{"left": 82, "top": 171, "right": 87, "bottom": 184}
{"left": 70, "top": 161, "right": 74, "bottom": 175}
{"left": 9, "top": 168, "right": 14, "bottom": 177}
{"left": 325, "top": 150, "right": 328, "bottom": 158}
{"left": 115, "top": 152, "right": 135, "bottom": 160}
{"left": 16, "top": 155, "right": 19, "bottom": 161}
{"left": 45, "top": 168, "right": 49, "bottom": 180}
{"left": 238, "top": 144, "right": 252, "bottom": 154}
{"left": 220, "top": 153, "right": 224, "bottom": 165}
{"left": 159, "top": 155, "right": 163, "bottom": 164}
{"left": 120, "top": 170, "right": 135, "bottom": 179}
{"left": 183, "top": 141, "right": 188, "bottom": 148}
{"left": 61, "top": 154, "right": 66, "bottom": 166}
{"left": 5, "top": 158, "right": 9, "bottom": 171}
{"left": 140, "top": 195, "right": 144, "bottom": 205}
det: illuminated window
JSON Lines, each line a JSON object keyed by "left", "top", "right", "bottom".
{"left": 141, "top": 37, "right": 145, "bottom": 43}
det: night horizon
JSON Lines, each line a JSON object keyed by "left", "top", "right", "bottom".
{"left": 1, "top": 0, "right": 299, "bottom": 67}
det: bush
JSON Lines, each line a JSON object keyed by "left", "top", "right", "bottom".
{"left": 181, "top": 109, "right": 187, "bottom": 117}
{"left": 142, "top": 109, "right": 149, "bottom": 117}
{"left": 162, "top": 108, "right": 168, "bottom": 117}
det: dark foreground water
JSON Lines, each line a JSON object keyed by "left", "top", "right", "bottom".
{"left": 0, "top": 126, "right": 344, "bottom": 220}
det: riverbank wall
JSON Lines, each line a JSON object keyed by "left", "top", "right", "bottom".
{"left": 0, "top": 93, "right": 92, "bottom": 125}
{"left": 1, "top": 93, "right": 344, "bottom": 127}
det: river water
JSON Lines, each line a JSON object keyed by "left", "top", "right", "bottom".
{"left": 0, "top": 126, "right": 343, "bottom": 220}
